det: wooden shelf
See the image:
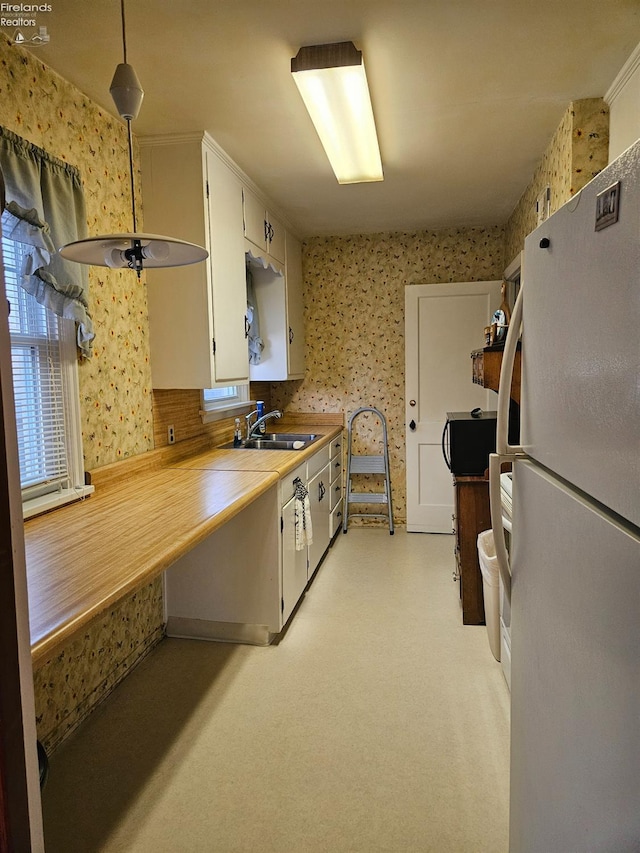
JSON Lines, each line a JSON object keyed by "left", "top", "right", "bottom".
{"left": 471, "top": 344, "right": 521, "bottom": 404}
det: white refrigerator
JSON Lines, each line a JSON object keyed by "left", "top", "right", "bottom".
{"left": 489, "top": 138, "right": 640, "bottom": 852}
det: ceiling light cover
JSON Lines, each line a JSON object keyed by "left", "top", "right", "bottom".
{"left": 291, "top": 41, "right": 383, "bottom": 185}
{"left": 59, "top": 234, "right": 208, "bottom": 268}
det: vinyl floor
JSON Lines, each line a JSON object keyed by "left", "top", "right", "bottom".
{"left": 42, "top": 528, "right": 510, "bottom": 852}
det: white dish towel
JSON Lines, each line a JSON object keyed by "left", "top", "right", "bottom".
{"left": 294, "top": 478, "right": 313, "bottom": 550}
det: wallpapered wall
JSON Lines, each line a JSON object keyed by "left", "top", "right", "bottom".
{"left": 504, "top": 99, "right": 609, "bottom": 263}
{"left": 271, "top": 227, "right": 506, "bottom": 523}
{"left": 0, "top": 35, "right": 163, "bottom": 751}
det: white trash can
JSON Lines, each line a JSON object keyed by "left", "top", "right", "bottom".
{"left": 477, "top": 529, "right": 501, "bottom": 661}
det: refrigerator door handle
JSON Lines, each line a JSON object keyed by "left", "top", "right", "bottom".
{"left": 489, "top": 453, "right": 514, "bottom": 600}
{"left": 496, "top": 285, "right": 524, "bottom": 455}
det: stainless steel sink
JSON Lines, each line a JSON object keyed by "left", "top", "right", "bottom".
{"left": 219, "top": 433, "right": 322, "bottom": 450}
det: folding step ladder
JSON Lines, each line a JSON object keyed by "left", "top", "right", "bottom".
{"left": 343, "top": 407, "right": 394, "bottom": 534}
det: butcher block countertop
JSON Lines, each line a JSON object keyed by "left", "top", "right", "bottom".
{"left": 24, "top": 421, "right": 342, "bottom": 665}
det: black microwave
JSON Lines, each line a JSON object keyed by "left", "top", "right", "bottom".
{"left": 442, "top": 411, "right": 497, "bottom": 476}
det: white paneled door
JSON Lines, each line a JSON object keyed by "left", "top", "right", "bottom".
{"left": 405, "top": 282, "right": 501, "bottom": 532}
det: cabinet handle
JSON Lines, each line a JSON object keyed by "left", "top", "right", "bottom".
{"left": 244, "top": 315, "right": 250, "bottom": 338}
{"left": 289, "top": 326, "right": 294, "bottom": 344}
{"left": 319, "top": 482, "right": 326, "bottom": 501}
{"left": 264, "top": 221, "right": 274, "bottom": 244}
{"left": 409, "top": 419, "right": 416, "bottom": 431}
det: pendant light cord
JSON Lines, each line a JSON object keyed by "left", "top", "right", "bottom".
{"left": 127, "top": 118, "right": 137, "bottom": 233}
{"left": 119, "top": 0, "right": 137, "bottom": 233}
{"left": 120, "top": 0, "right": 128, "bottom": 64}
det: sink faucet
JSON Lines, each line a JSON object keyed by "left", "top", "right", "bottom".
{"left": 246, "top": 409, "right": 282, "bottom": 440}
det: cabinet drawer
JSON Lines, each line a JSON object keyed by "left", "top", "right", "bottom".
{"left": 280, "top": 461, "right": 307, "bottom": 504}
{"left": 307, "top": 444, "right": 331, "bottom": 479}
{"left": 330, "top": 499, "right": 344, "bottom": 538}
{"left": 330, "top": 435, "right": 343, "bottom": 460}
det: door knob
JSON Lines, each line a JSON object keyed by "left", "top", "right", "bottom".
{"left": 409, "top": 420, "right": 416, "bottom": 431}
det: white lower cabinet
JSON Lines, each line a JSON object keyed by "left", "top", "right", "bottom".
{"left": 164, "top": 485, "right": 280, "bottom": 645}
{"left": 164, "top": 439, "right": 341, "bottom": 645}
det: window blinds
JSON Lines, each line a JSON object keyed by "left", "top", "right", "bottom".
{"left": 3, "top": 235, "right": 69, "bottom": 495}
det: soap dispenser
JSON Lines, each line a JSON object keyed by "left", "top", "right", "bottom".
{"left": 256, "top": 400, "right": 266, "bottom": 434}
{"left": 233, "top": 418, "right": 242, "bottom": 447}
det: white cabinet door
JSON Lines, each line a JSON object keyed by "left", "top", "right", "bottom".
{"left": 285, "top": 232, "right": 305, "bottom": 378}
{"left": 307, "top": 462, "right": 331, "bottom": 576}
{"left": 281, "top": 494, "right": 309, "bottom": 624}
{"left": 243, "top": 186, "right": 267, "bottom": 253}
{"left": 205, "top": 149, "right": 250, "bottom": 383}
{"left": 140, "top": 134, "right": 249, "bottom": 389}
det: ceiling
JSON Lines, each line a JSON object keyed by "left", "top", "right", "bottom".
{"left": 24, "top": 0, "right": 640, "bottom": 237}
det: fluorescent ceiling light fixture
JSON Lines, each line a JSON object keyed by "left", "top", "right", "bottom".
{"left": 60, "top": 0, "right": 207, "bottom": 277}
{"left": 291, "top": 41, "right": 383, "bottom": 185}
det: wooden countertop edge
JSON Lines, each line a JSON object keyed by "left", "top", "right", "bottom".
{"left": 28, "top": 423, "right": 343, "bottom": 664}
{"left": 29, "top": 469, "right": 280, "bottom": 665}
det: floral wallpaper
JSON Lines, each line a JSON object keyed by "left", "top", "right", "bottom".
{"left": 33, "top": 578, "right": 163, "bottom": 753}
{"left": 0, "top": 33, "right": 154, "bottom": 467}
{"left": 271, "top": 227, "right": 506, "bottom": 524}
{"left": 0, "top": 34, "right": 160, "bottom": 750}
{"left": 504, "top": 99, "right": 609, "bottom": 263}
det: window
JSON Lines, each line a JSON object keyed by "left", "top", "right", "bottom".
{"left": 2, "top": 234, "right": 92, "bottom": 517}
{"left": 200, "top": 384, "right": 251, "bottom": 422}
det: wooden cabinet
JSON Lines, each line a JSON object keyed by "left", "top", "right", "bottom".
{"left": 452, "top": 475, "right": 491, "bottom": 625}
{"left": 243, "top": 186, "right": 285, "bottom": 266}
{"left": 248, "top": 230, "right": 305, "bottom": 381}
{"left": 471, "top": 344, "right": 521, "bottom": 404}
{"left": 140, "top": 133, "right": 249, "bottom": 389}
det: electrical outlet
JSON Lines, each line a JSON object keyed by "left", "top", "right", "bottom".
{"left": 167, "top": 425, "right": 175, "bottom": 444}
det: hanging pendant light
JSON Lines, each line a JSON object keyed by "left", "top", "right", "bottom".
{"left": 60, "top": 0, "right": 208, "bottom": 277}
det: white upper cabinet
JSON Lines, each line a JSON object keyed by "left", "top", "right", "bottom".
{"left": 248, "top": 230, "right": 305, "bottom": 382}
{"left": 243, "top": 186, "right": 286, "bottom": 267}
{"left": 140, "top": 133, "right": 249, "bottom": 389}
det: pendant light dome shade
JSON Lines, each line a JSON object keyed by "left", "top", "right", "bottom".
{"left": 60, "top": 234, "right": 208, "bottom": 271}
{"left": 60, "top": 0, "right": 208, "bottom": 277}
